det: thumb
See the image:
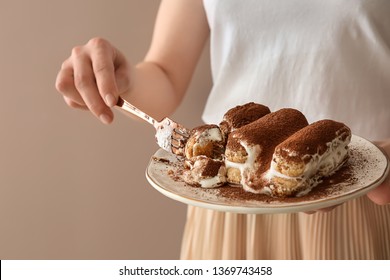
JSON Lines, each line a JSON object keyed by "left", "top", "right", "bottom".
{"left": 366, "top": 179, "right": 390, "bottom": 205}
{"left": 367, "top": 140, "right": 390, "bottom": 205}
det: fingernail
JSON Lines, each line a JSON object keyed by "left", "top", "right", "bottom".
{"left": 105, "top": 94, "right": 117, "bottom": 107}
{"left": 99, "top": 113, "right": 112, "bottom": 125}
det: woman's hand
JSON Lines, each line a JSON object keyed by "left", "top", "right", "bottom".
{"left": 366, "top": 139, "right": 390, "bottom": 205}
{"left": 55, "top": 37, "right": 131, "bottom": 124}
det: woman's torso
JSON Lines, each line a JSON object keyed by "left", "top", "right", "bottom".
{"left": 202, "top": 0, "right": 390, "bottom": 140}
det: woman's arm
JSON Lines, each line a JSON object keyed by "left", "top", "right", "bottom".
{"left": 56, "top": 0, "right": 209, "bottom": 123}
{"left": 123, "top": 0, "right": 209, "bottom": 120}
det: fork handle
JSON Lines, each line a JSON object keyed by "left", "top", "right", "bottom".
{"left": 116, "top": 97, "right": 156, "bottom": 126}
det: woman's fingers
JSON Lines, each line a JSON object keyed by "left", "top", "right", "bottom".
{"left": 56, "top": 38, "right": 131, "bottom": 124}
{"left": 63, "top": 96, "right": 88, "bottom": 110}
{"left": 72, "top": 46, "right": 113, "bottom": 124}
{"left": 88, "top": 38, "right": 119, "bottom": 107}
{"left": 367, "top": 180, "right": 390, "bottom": 205}
{"left": 367, "top": 140, "right": 390, "bottom": 205}
{"left": 55, "top": 59, "right": 86, "bottom": 106}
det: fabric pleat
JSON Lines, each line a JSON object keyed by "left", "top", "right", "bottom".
{"left": 180, "top": 195, "right": 390, "bottom": 259}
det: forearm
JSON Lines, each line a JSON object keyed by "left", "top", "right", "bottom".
{"left": 121, "top": 61, "right": 181, "bottom": 121}
{"left": 120, "top": 0, "right": 209, "bottom": 120}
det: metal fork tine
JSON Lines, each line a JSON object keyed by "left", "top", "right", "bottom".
{"left": 172, "top": 134, "right": 188, "bottom": 143}
{"left": 171, "top": 131, "right": 188, "bottom": 156}
{"left": 173, "top": 127, "right": 190, "bottom": 138}
{"left": 171, "top": 142, "right": 182, "bottom": 149}
{"left": 171, "top": 140, "right": 186, "bottom": 155}
{"left": 171, "top": 136, "right": 187, "bottom": 148}
{"left": 172, "top": 138, "right": 187, "bottom": 147}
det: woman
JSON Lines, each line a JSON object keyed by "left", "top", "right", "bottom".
{"left": 56, "top": 0, "right": 390, "bottom": 259}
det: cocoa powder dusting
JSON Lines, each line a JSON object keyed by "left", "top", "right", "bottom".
{"left": 226, "top": 108, "right": 309, "bottom": 174}
{"left": 163, "top": 149, "right": 354, "bottom": 203}
{"left": 276, "top": 119, "right": 351, "bottom": 163}
{"left": 216, "top": 161, "right": 355, "bottom": 203}
{"left": 200, "top": 159, "right": 223, "bottom": 177}
{"left": 222, "top": 102, "right": 271, "bottom": 130}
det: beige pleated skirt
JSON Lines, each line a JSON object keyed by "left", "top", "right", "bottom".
{"left": 180, "top": 195, "right": 390, "bottom": 259}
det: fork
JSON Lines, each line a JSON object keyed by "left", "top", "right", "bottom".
{"left": 116, "top": 96, "right": 190, "bottom": 156}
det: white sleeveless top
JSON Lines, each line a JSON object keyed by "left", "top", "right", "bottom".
{"left": 202, "top": 0, "right": 390, "bottom": 140}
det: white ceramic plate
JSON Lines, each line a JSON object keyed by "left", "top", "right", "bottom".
{"left": 146, "top": 135, "right": 389, "bottom": 214}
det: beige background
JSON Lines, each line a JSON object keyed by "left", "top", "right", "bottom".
{"left": 0, "top": 0, "right": 211, "bottom": 259}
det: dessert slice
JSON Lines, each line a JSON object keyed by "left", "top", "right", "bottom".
{"left": 225, "top": 108, "right": 309, "bottom": 194}
{"left": 266, "top": 119, "right": 351, "bottom": 197}
{"left": 184, "top": 124, "right": 225, "bottom": 160}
